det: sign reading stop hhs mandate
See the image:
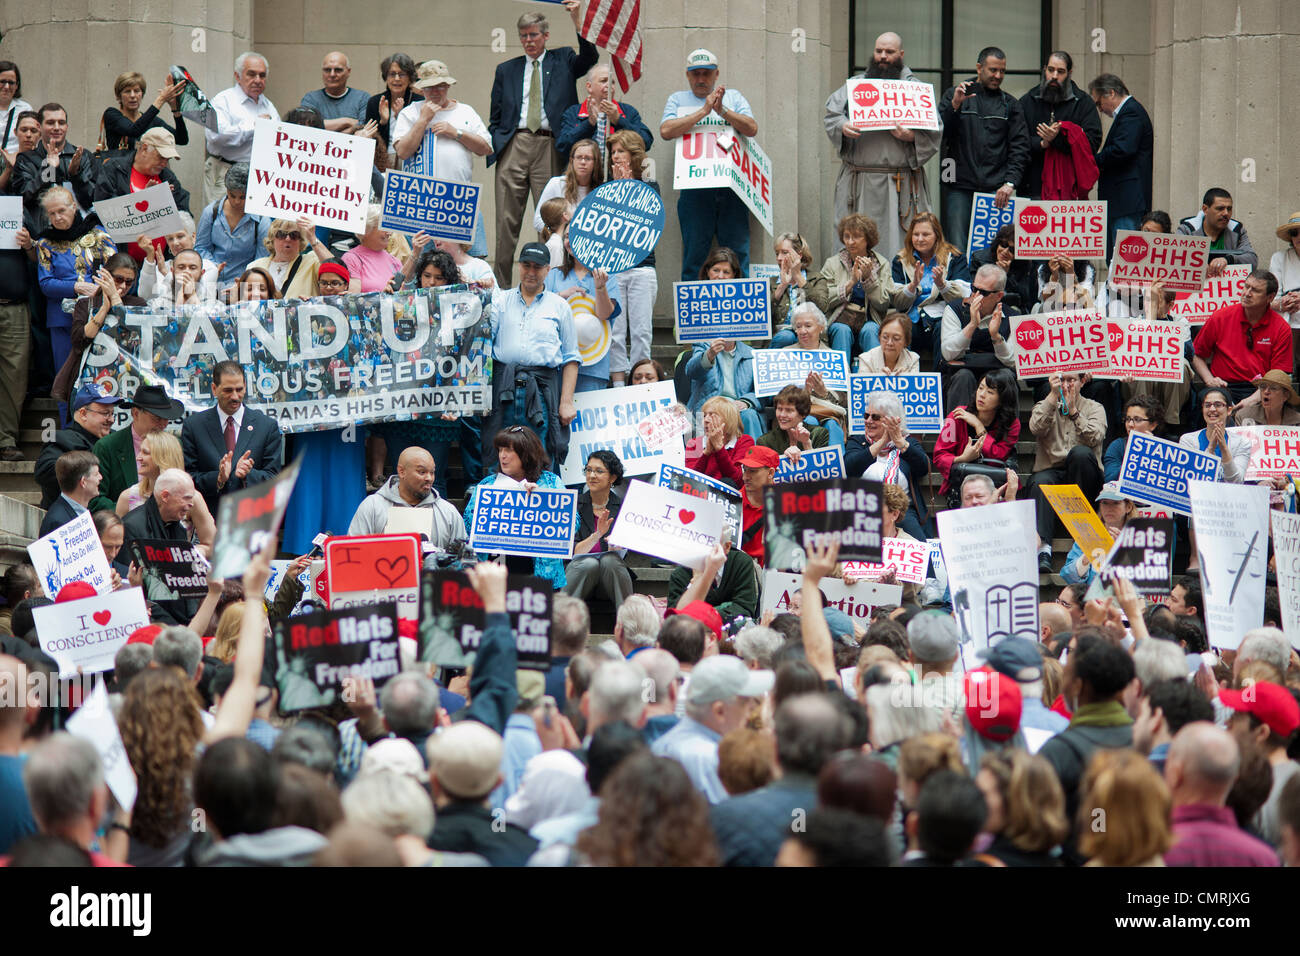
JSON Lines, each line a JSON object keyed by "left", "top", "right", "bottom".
{"left": 845, "top": 79, "right": 942, "bottom": 130}
{"left": 1014, "top": 199, "right": 1107, "bottom": 259}
{"left": 1109, "top": 230, "right": 1210, "bottom": 293}
{"left": 1012, "top": 308, "right": 1111, "bottom": 378}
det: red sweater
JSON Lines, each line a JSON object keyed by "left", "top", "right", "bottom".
{"left": 696, "top": 434, "right": 754, "bottom": 488}
{"left": 932, "top": 407, "right": 1021, "bottom": 494}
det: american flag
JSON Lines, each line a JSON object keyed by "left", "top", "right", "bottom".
{"left": 581, "top": 0, "right": 642, "bottom": 92}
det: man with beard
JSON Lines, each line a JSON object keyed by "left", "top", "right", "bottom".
{"left": 1017, "top": 51, "right": 1100, "bottom": 200}
{"left": 823, "top": 33, "right": 942, "bottom": 255}
{"left": 938, "top": 47, "right": 1030, "bottom": 253}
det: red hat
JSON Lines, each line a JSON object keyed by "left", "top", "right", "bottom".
{"left": 398, "top": 618, "right": 418, "bottom": 641}
{"left": 1219, "top": 682, "right": 1300, "bottom": 738}
{"left": 127, "top": 624, "right": 163, "bottom": 645}
{"left": 738, "top": 446, "right": 780, "bottom": 470}
{"left": 318, "top": 260, "right": 351, "bottom": 284}
{"left": 964, "top": 668, "right": 1023, "bottom": 742}
{"left": 55, "top": 581, "right": 98, "bottom": 603}
{"left": 672, "top": 600, "right": 723, "bottom": 641}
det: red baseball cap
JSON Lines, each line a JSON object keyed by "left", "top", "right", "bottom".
{"left": 672, "top": 600, "right": 724, "bottom": 641}
{"left": 398, "top": 618, "right": 419, "bottom": 641}
{"left": 739, "top": 446, "right": 780, "bottom": 470}
{"left": 55, "top": 581, "right": 98, "bottom": 603}
{"left": 1219, "top": 682, "right": 1300, "bottom": 738}
{"left": 964, "top": 668, "right": 1023, "bottom": 742}
{"left": 127, "top": 624, "right": 163, "bottom": 645}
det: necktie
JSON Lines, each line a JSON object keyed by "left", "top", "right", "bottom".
{"left": 224, "top": 415, "right": 236, "bottom": 456}
{"left": 526, "top": 59, "right": 541, "bottom": 133}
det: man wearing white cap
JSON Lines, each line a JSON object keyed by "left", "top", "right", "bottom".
{"left": 660, "top": 49, "right": 759, "bottom": 281}
{"left": 650, "top": 654, "right": 773, "bottom": 804}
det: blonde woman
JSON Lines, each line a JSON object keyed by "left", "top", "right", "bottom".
{"left": 247, "top": 215, "right": 333, "bottom": 299}
{"left": 208, "top": 601, "right": 247, "bottom": 663}
{"left": 695, "top": 395, "right": 753, "bottom": 488}
{"left": 1078, "top": 749, "right": 1172, "bottom": 867}
{"left": 117, "top": 430, "right": 215, "bottom": 548}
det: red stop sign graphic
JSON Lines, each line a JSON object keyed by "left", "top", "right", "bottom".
{"left": 1117, "top": 235, "right": 1149, "bottom": 264}
{"left": 1018, "top": 205, "right": 1048, "bottom": 234}
{"left": 1107, "top": 323, "right": 1124, "bottom": 350}
{"left": 1015, "top": 320, "right": 1045, "bottom": 350}
{"left": 853, "top": 83, "right": 881, "bottom": 108}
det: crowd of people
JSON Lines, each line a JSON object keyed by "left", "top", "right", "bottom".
{"left": 0, "top": 10, "right": 1298, "bottom": 870}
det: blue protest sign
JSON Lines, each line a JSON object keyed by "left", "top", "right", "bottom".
{"left": 674, "top": 278, "right": 771, "bottom": 343}
{"left": 656, "top": 463, "right": 742, "bottom": 541}
{"left": 753, "top": 349, "right": 850, "bottom": 397}
{"left": 568, "top": 179, "right": 665, "bottom": 274}
{"left": 1117, "top": 432, "right": 1220, "bottom": 516}
{"left": 967, "top": 191, "right": 1016, "bottom": 258}
{"left": 775, "top": 446, "right": 846, "bottom": 483}
{"left": 380, "top": 170, "right": 480, "bottom": 244}
{"left": 849, "top": 373, "right": 944, "bottom": 433}
{"left": 469, "top": 486, "right": 577, "bottom": 559}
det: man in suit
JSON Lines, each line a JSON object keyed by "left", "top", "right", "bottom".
{"left": 34, "top": 383, "right": 120, "bottom": 511}
{"left": 556, "top": 63, "right": 653, "bottom": 159}
{"left": 38, "top": 451, "right": 102, "bottom": 537}
{"left": 94, "top": 383, "right": 184, "bottom": 504}
{"left": 181, "top": 360, "right": 282, "bottom": 513}
{"left": 488, "top": 1, "right": 598, "bottom": 287}
{"left": 1089, "top": 73, "right": 1153, "bottom": 258}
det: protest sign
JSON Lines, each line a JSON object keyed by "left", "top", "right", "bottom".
{"left": 131, "top": 538, "right": 209, "bottom": 602}
{"left": 27, "top": 510, "right": 113, "bottom": 597}
{"left": 384, "top": 508, "right": 435, "bottom": 545}
{"left": 90, "top": 182, "right": 185, "bottom": 243}
{"left": 0, "top": 195, "right": 21, "bottom": 249}
{"left": 212, "top": 456, "right": 301, "bottom": 580}
{"left": 33, "top": 587, "right": 150, "bottom": 677}
{"left": 966, "top": 192, "right": 1015, "bottom": 258}
{"left": 264, "top": 559, "right": 312, "bottom": 604}
{"left": 325, "top": 533, "right": 423, "bottom": 621}
{"left": 674, "top": 278, "right": 771, "bottom": 342}
{"left": 66, "top": 682, "right": 136, "bottom": 812}
{"left": 1117, "top": 432, "right": 1220, "bottom": 516}
{"left": 1013, "top": 199, "right": 1107, "bottom": 259}
{"left": 380, "top": 170, "right": 480, "bottom": 244}
{"left": 761, "top": 570, "right": 902, "bottom": 623}
{"left": 749, "top": 263, "right": 780, "bottom": 281}
{"left": 845, "top": 78, "right": 941, "bottom": 130}
{"left": 764, "top": 479, "right": 884, "bottom": 570}
{"left": 635, "top": 404, "right": 691, "bottom": 452}
{"left": 1012, "top": 308, "right": 1110, "bottom": 377}
{"left": 567, "top": 179, "right": 665, "bottom": 273}
{"left": 79, "top": 285, "right": 494, "bottom": 433}
{"left": 1109, "top": 231, "right": 1210, "bottom": 293}
{"left": 246, "top": 119, "right": 373, "bottom": 232}
{"left": 1229, "top": 425, "right": 1300, "bottom": 481}
{"left": 1188, "top": 480, "right": 1268, "bottom": 650}
{"left": 841, "top": 536, "right": 930, "bottom": 584}
{"left": 672, "top": 112, "right": 773, "bottom": 234}
{"left": 1169, "top": 265, "right": 1251, "bottom": 324}
{"left": 562, "top": 381, "right": 682, "bottom": 484}
{"left": 1041, "top": 484, "right": 1114, "bottom": 568}
{"left": 608, "top": 479, "right": 724, "bottom": 570}
{"left": 753, "top": 349, "right": 849, "bottom": 397}
{"left": 1103, "top": 516, "right": 1174, "bottom": 596}
{"left": 418, "top": 570, "right": 552, "bottom": 670}
{"left": 1094, "top": 317, "right": 1188, "bottom": 382}
{"left": 655, "top": 464, "right": 741, "bottom": 542}
{"left": 936, "top": 499, "right": 1039, "bottom": 648}
{"left": 1269, "top": 510, "right": 1300, "bottom": 649}
{"left": 848, "top": 373, "right": 944, "bottom": 433}
{"left": 273, "top": 601, "right": 401, "bottom": 712}
{"left": 775, "top": 446, "right": 846, "bottom": 483}
{"left": 469, "top": 486, "right": 577, "bottom": 560}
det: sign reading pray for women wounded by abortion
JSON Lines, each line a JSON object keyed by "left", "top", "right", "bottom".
{"left": 33, "top": 587, "right": 151, "bottom": 677}
{"left": 1228, "top": 426, "right": 1300, "bottom": 481}
{"left": 1170, "top": 265, "right": 1252, "bottom": 324}
{"left": 844, "top": 78, "right": 941, "bottom": 130}
{"left": 1189, "top": 480, "right": 1268, "bottom": 651}
{"left": 763, "top": 479, "right": 885, "bottom": 571}
{"left": 27, "top": 510, "right": 113, "bottom": 598}
{"left": 246, "top": 119, "right": 374, "bottom": 233}
{"left": 1104, "top": 517, "right": 1175, "bottom": 596}
{"left": 567, "top": 179, "right": 665, "bottom": 273}
{"left": 417, "top": 570, "right": 552, "bottom": 670}
{"left": 91, "top": 182, "right": 186, "bottom": 242}
{"left": 608, "top": 479, "right": 725, "bottom": 571}
{"left": 130, "top": 538, "right": 209, "bottom": 601}
{"left": 672, "top": 110, "right": 773, "bottom": 234}
{"left": 655, "top": 464, "right": 741, "bottom": 542}
{"left": 1269, "top": 510, "right": 1300, "bottom": 649}
{"left": 1013, "top": 199, "right": 1107, "bottom": 259}
{"left": 273, "top": 601, "right": 401, "bottom": 713}
{"left": 1108, "top": 231, "right": 1210, "bottom": 293}
{"left": 469, "top": 487, "right": 577, "bottom": 560}
{"left": 775, "top": 446, "right": 845, "bottom": 484}
{"left": 77, "top": 285, "right": 494, "bottom": 433}
{"left": 561, "top": 381, "right": 682, "bottom": 485}
{"left": 966, "top": 192, "right": 1016, "bottom": 258}
{"left": 673, "top": 278, "right": 771, "bottom": 342}
{"left": 1093, "top": 317, "right": 1188, "bottom": 382}
{"left": 1118, "top": 432, "right": 1220, "bottom": 516}
{"left": 753, "top": 349, "right": 850, "bottom": 397}
{"left": 1012, "top": 309, "right": 1111, "bottom": 377}
{"left": 936, "top": 499, "right": 1039, "bottom": 648}
{"left": 848, "top": 373, "right": 944, "bottom": 433}
{"left": 380, "top": 170, "right": 480, "bottom": 244}
{"left": 212, "top": 457, "right": 302, "bottom": 580}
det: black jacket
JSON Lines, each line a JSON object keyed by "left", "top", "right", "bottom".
{"left": 970, "top": 244, "right": 1038, "bottom": 313}
{"left": 92, "top": 155, "right": 191, "bottom": 214}
{"left": 938, "top": 79, "right": 1031, "bottom": 192}
{"left": 488, "top": 38, "right": 600, "bottom": 165}
{"left": 427, "top": 802, "right": 538, "bottom": 866}
{"left": 12, "top": 142, "right": 97, "bottom": 218}
{"left": 121, "top": 495, "right": 195, "bottom": 626}
{"left": 180, "top": 406, "right": 283, "bottom": 514}
{"left": 34, "top": 421, "right": 114, "bottom": 511}
{"left": 1094, "top": 96, "right": 1153, "bottom": 218}
{"left": 38, "top": 496, "right": 84, "bottom": 538}
{"left": 1017, "top": 79, "right": 1102, "bottom": 199}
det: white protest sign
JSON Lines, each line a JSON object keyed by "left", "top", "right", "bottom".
{"left": 1269, "top": 510, "right": 1300, "bottom": 649}
{"left": 1188, "top": 479, "right": 1268, "bottom": 651}
{"left": 749, "top": 263, "right": 780, "bottom": 281}
{"left": 90, "top": 182, "right": 185, "bottom": 242}
{"left": 672, "top": 112, "right": 773, "bottom": 235}
{"left": 936, "top": 499, "right": 1039, "bottom": 648}
{"left": 774, "top": 445, "right": 845, "bottom": 483}
{"left": 1170, "top": 265, "right": 1251, "bottom": 325}
{"left": 562, "top": 381, "right": 683, "bottom": 484}
{"left": 845, "top": 78, "right": 941, "bottom": 130}
{"left": 761, "top": 570, "right": 902, "bottom": 624}
{"left": 27, "top": 510, "right": 113, "bottom": 597}
{"left": 752, "top": 349, "right": 849, "bottom": 397}
{"left": 1109, "top": 231, "right": 1210, "bottom": 293}
{"left": 66, "top": 682, "right": 137, "bottom": 812}
{"left": 841, "top": 536, "right": 930, "bottom": 584}
{"left": 246, "top": 119, "right": 374, "bottom": 233}
{"left": 607, "top": 479, "right": 724, "bottom": 571}
{"left": 32, "top": 587, "right": 150, "bottom": 677}
{"left": 1011, "top": 308, "right": 1110, "bottom": 377}
{"left": 1093, "top": 316, "right": 1188, "bottom": 382}
{"left": 634, "top": 404, "right": 691, "bottom": 452}
{"left": 1229, "top": 426, "right": 1300, "bottom": 481}
{"left": 1013, "top": 199, "right": 1107, "bottom": 259}
{"left": 0, "top": 195, "right": 22, "bottom": 249}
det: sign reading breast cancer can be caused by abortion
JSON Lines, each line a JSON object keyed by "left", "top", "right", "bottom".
{"left": 1014, "top": 199, "right": 1107, "bottom": 259}
{"left": 1011, "top": 309, "right": 1111, "bottom": 377}
{"left": 844, "top": 79, "right": 941, "bottom": 130}
{"left": 567, "top": 179, "right": 665, "bottom": 274}
{"left": 1108, "top": 231, "right": 1210, "bottom": 293}
{"left": 246, "top": 119, "right": 374, "bottom": 233}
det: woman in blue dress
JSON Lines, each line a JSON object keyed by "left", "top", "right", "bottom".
{"left": 35, "top": 187, "right": 117, "bottom": 376}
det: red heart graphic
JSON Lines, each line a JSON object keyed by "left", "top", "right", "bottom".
{"left": 375, "top": 555, "right": 410, "bottom": 587}
{"left": 134, "top": 200, "right": 149, "bottom": 212}
{"left": 678, "top": 509, "right": 696, "bottom": 524}
{"left": 93, "top": 609, "right": 112, "bottom": 626}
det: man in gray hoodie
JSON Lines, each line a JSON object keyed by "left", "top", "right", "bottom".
{"left": 348, "top": 446, "right": 467, "bottom": 553}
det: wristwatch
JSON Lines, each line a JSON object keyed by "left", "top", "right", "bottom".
{"left": 455, "top": 129, "right": 462, "bottom": 142}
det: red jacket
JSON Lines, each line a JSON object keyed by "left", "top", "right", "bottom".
{"left": 932, "top": 407, "right": 1021, "bottom": 494}
{"left": 696, "top": 435, "right": 754, "bottom": 488}
{"left": 1041, "top": 121, "right": 1099, "bottom": 200}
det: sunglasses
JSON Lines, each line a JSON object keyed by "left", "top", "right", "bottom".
{"left": 865, "top": 412, "right": 885, "bottom": 421}
{"left": 505, "top": 425, "right": 527, "bottom": 434}
{"left": 275, "top": 231, "right": 301, "bottom": 241}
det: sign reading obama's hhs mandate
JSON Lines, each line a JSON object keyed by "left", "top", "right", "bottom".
{"left": 1109, "top": 231, "right": 1210, "bottom": 293}
{"left": 1012, "top": 309, "right": 1111, "bottom": 377}
{"left": 845, "top": 79, "right": 942, "bottom": 130}
{"left": 1014, "top": 199, "right": 1107, "bottom": 259}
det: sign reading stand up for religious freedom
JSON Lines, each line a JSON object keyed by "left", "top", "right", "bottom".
{"left": 674, "top": 278, "right": 771, "bottom": 342}
{"left": 380, "top": 170, "right": 480, "bottom": 245}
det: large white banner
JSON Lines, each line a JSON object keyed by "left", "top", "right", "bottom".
{"left": 1270, "top": 510, "right": 1300, "bottom": 650}
{"left": 672, "top": 111, "right": 773, "bottom": 235}
{"left": 607, "top": 479, "right": 724, "bottom": 570}
{"left": 246, "top": 119, "right": 374, "bottom": 232}
{"left": 27, "top": 510, "right": 114, "bottom": 598}
{"left": 1188, "top": 479, "right": 1268, "bottom": 651}
{"left": 936, "top": 499, "right": 1039, "bottom": 648}
{"left": 561, "top": 381, "right": 683, "bottom": 485}
{"left": 761, "top": 570, "right": 902, "bottom": 626}
{"left": 32, "top": 587, "right": 151, "bottom": 677}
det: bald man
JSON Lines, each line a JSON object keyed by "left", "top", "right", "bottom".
{"left": 121, "top": 468, "right": 199, "bottom": 624}
{"left": 301, "top": 51, "right": 370, "bottom": 134}
{"left": 0, "top": 655, "right": 38, "bottom": 853}
{"left": 635, "top": 648, "right": 681, "bottom": 745}
{"left": 349, "top": 446, "right": 467, "bottom": 552}
{"left": 1038, "top": 602, "right": 1071, "bottom": 645}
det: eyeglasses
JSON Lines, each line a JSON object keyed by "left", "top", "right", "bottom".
{"left": 1290, "top": 230, "right": 1300, "bottom": 239}
{"left": 323, "top": 67, "right": 347, "bottom": 74}
{"left": 1124, "top": 416, "right": 1151, "bottom": 425}
{"left": 386, "top": 70, "right": 409, "bottom": 79}
{"left": 584, "top": 467, "right": 608, "bottom": 476}
{"left": 274, "top": 231, "right": 301, "bottom": 241}
{"left": 0, "top": 80, "right": 16, "bottom": 87}
{"left": 1203, "top": 401, "right": 1227, "bottom": 410}
{"left": 505, "top": 425, "right": 527, "bottom": 434}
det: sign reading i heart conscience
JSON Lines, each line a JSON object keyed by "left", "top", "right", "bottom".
{"left": 567, "top": 179, "right": 665, "bottom": 274}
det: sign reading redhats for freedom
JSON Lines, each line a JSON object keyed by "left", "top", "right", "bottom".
{"left": 1109, "top": 230, "right": 1210, "bottom": 293}
{"left": 967, "top": 192, "right": 1015, "bottom": 259}
{"left": 764, "top": 479, "right": 885, "bottom": 569}
{"left": 1094, "top": 317, "right": 1188, "bottom": 382}
{"left": 674, "top": 278, "right": 771, "bottom": 342}
{"left": 33, "top": 587, "right": 151, "bottom": 677}
{"left": 568, "top": 179, "right": 665, "bottom": 274}
{"left": 562, "top": 381, "right": 682, "bottom": 484}
{"left": 761, "top": 570, "right": 902, "bottom": 623}
{"left": 753, "top": 349, "right": 850, "bottom": 397}
{"left": 844, "top": 78, "right": 941, "bottom": 130}
{"left": 246, "top": 119, "right": 374, "bottom": 233}
{"left": 27, "top": 510, "right": 113, "bottom": 598}
{"left": 672, "top": 111, "right": 773, "bottom": 235}
{"left": 325, "top": 533, "right": 423, "bottom": 621}
{"left": 849, "top": 373, "right": 944, "bottom": 433}
{"left": 131, "top": 538, "right": 209, "bottom": 602}
{"left": 608, "top": 479, "right": 724, "bottom": 570}
{"left": 1104, "top": 516, "right": 1174, "bottom": 596}
{"left": 1118, "top": 431, "right": 1220, "bottom": 516}
{"left": 1231, "top": 425, "right": 1300, "bottom": 481}
{"left": 1170, "top": 264, "right": 1252, "bottom": 324}
{"left": 1014, "top": 199, "right": 1107, "bottom": 259}
{"left": 656, "top": 464, "right": 741, "bottom": 543}
{"left": 775, "top": 446, "right": 845, "bottom": 484}
{"left": 380, "top": 170, "right": 480, "bottom": 244}
{"left": 841, "top": 536, "right": 930, "bottom": 584}
{"left": 212, "top": 456, "right": 302, "bottom": 580}
{"left": 91, "top": 182, "right": 186, "bottom": 243}
{"left": 273, "top": 601, "right": 401, "bottom": 713}
{"left": 1012, "top": 308, "right": 1110, "bottom": 377}
{"left": 469, "top": 486, "right": 577, "bottom": 560}
{"left": 418, "top": 570, "right": 552, "bottom": 670}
